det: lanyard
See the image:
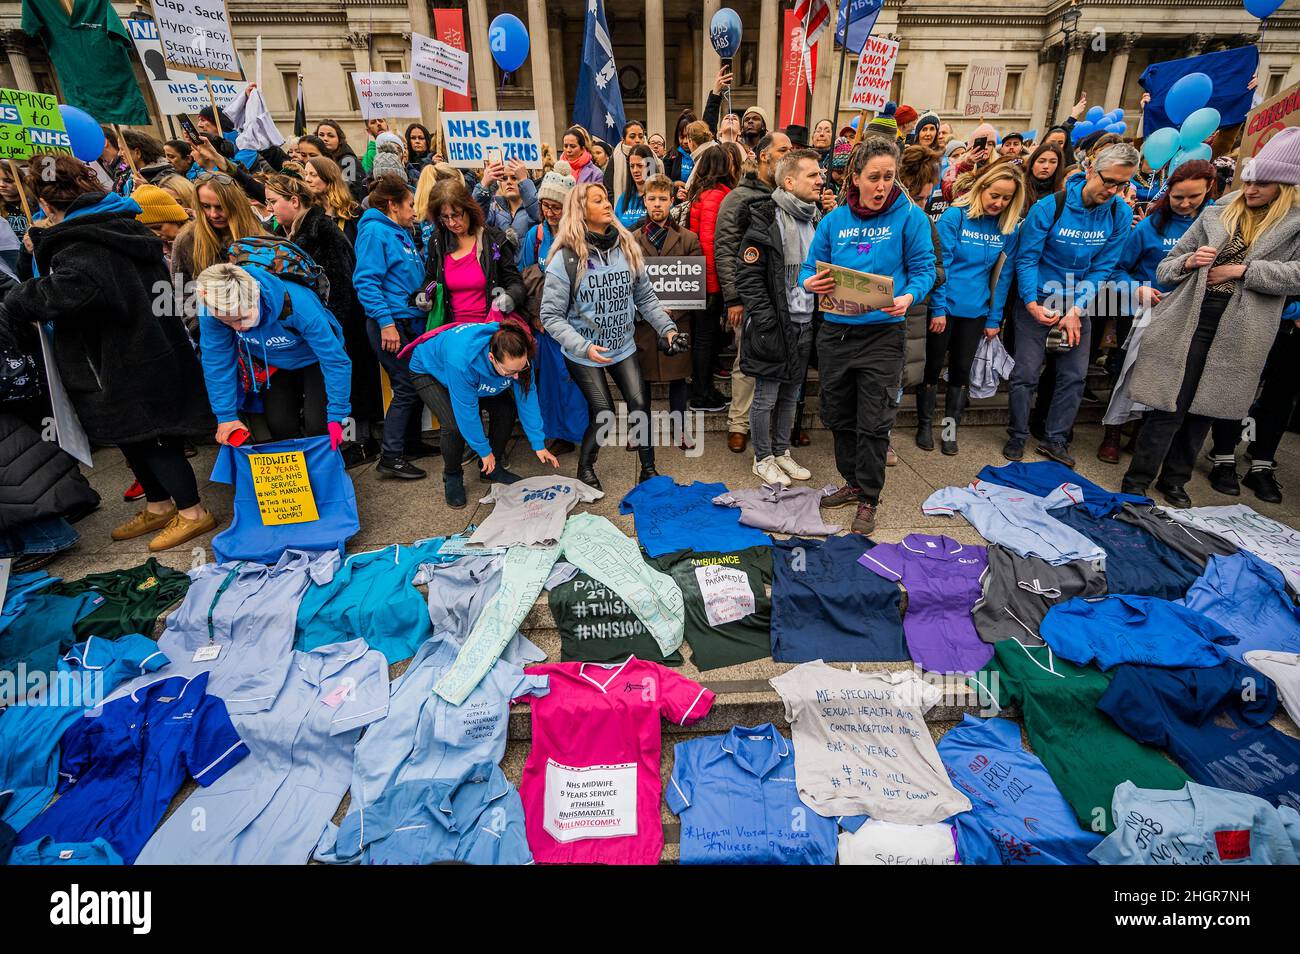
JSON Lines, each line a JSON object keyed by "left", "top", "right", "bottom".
{"left": 206, "top": 562, "right": 246, "bottom": 645}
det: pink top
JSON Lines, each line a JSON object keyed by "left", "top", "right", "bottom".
{"left": 443, "top": 243, "right": 488, "bottom": 323}
{"left": 515, "top": 656, "right": 714, "bottom": 865}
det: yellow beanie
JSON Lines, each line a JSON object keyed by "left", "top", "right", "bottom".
{"left": 133, "top": 184, "right": 189, "bottom": 226}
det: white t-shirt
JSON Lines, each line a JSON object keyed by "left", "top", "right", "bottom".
{"left": 1166, "top": 504, "right": 1300, "bottom": 594}
{"left": 1244, "top": 650, "right": 1300, "bottom": 725}
{"left": 838, "top": 819, "right": 959, "bottom": 865}
{"left": 769, "top": 661, "right": 973, "bottom": 824}
{"left": 471, "top": 477, "right": 604, "bottom": 547}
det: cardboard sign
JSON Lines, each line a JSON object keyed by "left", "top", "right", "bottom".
{"left": 543, "top": 759, "right": 638, "bottom": 842}
{"left": 351, "top": 72, "right": 419, "bottom": 120}
{"left": 0, "top": 88, "right": 72, "bottom": 161}
{"left": 816, "top": 260, "right": 895, "bottom": 316}
{"left": 411, "top": 32, "right": 470, "bottom": 96}
{"left": 152, "top": 0, "right": 242, "bottom": 80}
{"left": 848, "top": 36, "right": 899, "bottom": 112}
{"left": 249, "top": 450, "right": 320, "bottom": 525}
{"left": 126, "top": 17, "right": 239, "bottom": 115}
{"left": 442, "top": 110, "right": 543, "bottom": 168}
{"left": 645, "top": 256, "right": 706, "bottom": 310}
{"left": 965, "top": 60, "right": 1006, "bottom": 117}
{"left": 1235, "top": 79, "right": 1300, "bottom": 189}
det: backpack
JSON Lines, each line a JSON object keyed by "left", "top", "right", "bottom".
{"left": 226, "top": 236, "right": 331, "bottom": 303}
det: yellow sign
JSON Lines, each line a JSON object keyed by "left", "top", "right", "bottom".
{"left": 249, "top": 451, "right": 319, "bottom": 525}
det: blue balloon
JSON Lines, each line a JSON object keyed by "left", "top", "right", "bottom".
{"left": 1166, "top": 72, "right": 1214, "bottom": 125}
{"left": 1179, "top": 106, "right": 1221, "bottom": 149}
{"left": 1245, "top": 0, "right": 1286, "bottom": 17}
{"left": 1071, "top": 120, "right": 1096, "bottom": 142}
{"left": 58, "top": 105, "right": 105, "bottom": 163}
{"left": 1086, "top": 105, "right": 1105, "bottom": 122}
{"left": 709, "top": 8, "right": 743, "bottom": 59}
{"left": 1108, "top": 122, "right": 1127, "bottom": 135}
{"left": 1170, "top": 143, "right": 1213, "bottom": 171}
{"left": 1111, "top": 107, "right": 1125, "bottom": 121}
{"left": 488, "top": 13, "right": 529, "bottom": 73}
{"left": 1142, "top": 127, "right": 1181, "bottom": 168}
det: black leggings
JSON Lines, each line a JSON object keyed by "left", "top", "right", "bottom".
{"left": 119, "top": 436, "right": 200, "bottom": 510}
{"left": 1209, "top": 322, "right": 1300, "bottom": 465}
{"left": 923, "top": 315, "right": 984, "bottom": 387}
{"left": 691, "top": 292, "right": 724, "bottom": 400}
{"left": 259, "top": 364, "right": 328, "bottom": 441}
{"left": 567, "top": 354, "right": 654, "bottom": 469}
{"left": 413, "top": 374, "right": 516, "bottom": 476}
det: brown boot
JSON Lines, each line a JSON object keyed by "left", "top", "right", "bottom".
{"left": 851, "top": 502, "right": 878, "bottom": 535}
{"left": 111, "top": 506, "right": 176, "bottom": 541}
{"left": 1097, "top": 425, "right": 1122, "bottom": 464}
{"left": 147, "top": 509, "right": 217, "bottom": 552}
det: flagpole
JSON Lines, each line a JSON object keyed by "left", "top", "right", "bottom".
{"left": 830, "top": 0, "right": 851, "bottom": 131}
{"left": 788, "top": 46, "right": 805, "bottom": 129}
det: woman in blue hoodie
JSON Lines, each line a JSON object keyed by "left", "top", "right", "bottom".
{"left": 195, "top": 262, "right": 352, "bottom": 447}
{"left": 405, "top": 320, "right": 558, "bottom": 507}
{"left": 921, "top": 163, "right": 1024, "bottom": 455}
{"left": 800, "top": 136, "right": 937, "bottom": 535}
{"left": 353, "top": 174, "right": 430, "bottom": 480}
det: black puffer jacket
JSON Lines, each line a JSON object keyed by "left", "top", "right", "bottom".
{"left": 1, "top": 193, "right": 214, "bottom": 444}
{"left": 422, "top": 224, "right": 528, "bottom": 322}
{"left": 0, "top": 411, "right": 99, "bottom": 531}
{"left": 735, "top": 197, "right": 814, "bottom": 383}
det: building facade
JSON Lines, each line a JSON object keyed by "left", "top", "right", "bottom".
{"left": 2, "top": 0, "right": 1298, "bottom": 148}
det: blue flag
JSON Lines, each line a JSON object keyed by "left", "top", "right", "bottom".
{"left": 1140, "top": 46, "right": 1259, "bottom": 135}
{"left": 572, "top": 0, "right": 626, "bottom": 146}
{"left": 835, "top": 0, "right": 884, "bottom": 55}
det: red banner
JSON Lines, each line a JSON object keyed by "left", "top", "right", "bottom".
{"left": 432, "top": 7, "right": 474, "bottom": 111}
{"left": 779, "top": 8, "right": 818, "bottom": 129}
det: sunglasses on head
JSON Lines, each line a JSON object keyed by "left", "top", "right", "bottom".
{"left": 196, "top": 172, "right": 236, "bottom": 185}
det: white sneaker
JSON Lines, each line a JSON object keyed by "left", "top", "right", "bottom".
{"left": 774, "top": 451, "right": 811, "bottom": 481}
{"left": 753, "top": 455, "right": 791, "bottom": 487}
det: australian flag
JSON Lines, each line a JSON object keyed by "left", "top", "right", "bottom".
{"left": 835, "top": 0, "right": 884, "bottom": 55}
{"left": 572, "top": 0, "right": 626, "bottom": 145}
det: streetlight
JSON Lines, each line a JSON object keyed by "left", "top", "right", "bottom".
{"left": 1049, "top": 2, "right": 1083, "bottom": 125}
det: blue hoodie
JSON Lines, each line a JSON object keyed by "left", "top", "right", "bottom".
{"left": 932, "top": 205, "right": 1020, "bottom": 327}
{"left": 799, "top": 195, "right": 937, "bottom": 325}
{"left": 407, "top": 322, "right": 546, "bottom": 458}
{"left": 352, "top": 208, "right": 426, "bottom": 329}
{"left": 1015, "top": 176, "right": 1131, "bottom": 313}
{"left": 65, "top": 192, "right": 142, "bottom": 223}
{"left": 516, "top": 222, "right": 555, "bottom": 270}
{"left": 1118, "top": 210, "right": 1195, "bottom": 292}
{"left": 199, "top": 266, "right": 352, "bottom": 424}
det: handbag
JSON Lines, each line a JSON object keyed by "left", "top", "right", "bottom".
{"left": 424, "top": 282, "right": 447, "bottom": 332}
{"left": 0, "top": 349, "right": 41, "bottom": 404}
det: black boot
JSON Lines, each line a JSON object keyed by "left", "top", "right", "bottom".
{"left": 1243, "top": 466, "right": 1283, "bottom": 504}
{"left": 915, "top": 384, "right": 937, "bottom": 451}
{"left": 941, "top": 385, "right": 968, "bottom": 456}
{"left": 576, "top": 462, "right": 602, "bottom": 492}
{"left": 1208, "top": 461, "right": 1241, "bottom": 496}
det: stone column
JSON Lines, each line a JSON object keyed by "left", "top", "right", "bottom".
{"left": 757, "top": 0, "right": 779, "bottom": 124}
{"left": 527, "top": 0, "right": 557, "bottom": 147}
{"left": 1028, "top": 46, "right": 1056, "bottom": 137}
{"left": 347, "top": 31, "right": 372, "bottom": 74}
{"left": 809, "top": 28, "right": 836, "bottom": 128}
{"left": 700, "top": 0, "right": 721, "bottom": 115}
{"left": 466, "top": 0, "right": 498, "bottom": 110}
{"left": 1184, "top": 33, "right": 1212, "bottom": 56}
{"left": 1056, "top": 33, "right": 1086, "bottom": 123}
{"left": 4, "top": 32, "right": 38, "bottom": 91}
{"left": 406, "top": 3, "right": 440, "bottom": 127}
{"left": 645, "top": 0, "right": 667, "bottom": 138}
{"left": 549, "top": 13, "right": 567, "bottom": 138}
{"left": 1103, "top": 33, "right": 1138, "bottom": 112}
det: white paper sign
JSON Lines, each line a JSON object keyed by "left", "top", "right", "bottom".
{"left": 37, "top": 325, "right": 92, "bottom": 468}
{"left": 351, "top": 72, "right": 419, "bottom": 120}
{"left": 411, "top": 32, "right": 470, "bottom": 96}
{"left": 848, "top": 36, "right": 900, "bottom": 112}
{"left": 543, "top": 759, "right": 638, "bottom": 843}
{"left": 695, "top": 564, "right": 755, "bottom": 627}
{"left": 126, "top": 17, "right": 240, "bottom": 116}
{"left": 151, "top": 0, "right": 243, "bottom": 80}
{"left": 442, "top": 110, "right": 543, "bottom": 168}
{"left": 965, "top": 60, "right": 1007, "bottom": 117}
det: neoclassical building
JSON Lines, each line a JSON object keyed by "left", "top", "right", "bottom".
{"left": 3, "top": 0, "right": 1298, "bottom": 147}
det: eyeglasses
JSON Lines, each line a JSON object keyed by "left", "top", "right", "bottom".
{"left": 491, "top": 354, "right": 530, "bottom": 377}
{"left": 438, "top": 209, "right": 465, "bottom": 223}
{"left": 1097, "top": 173, "right": 1129, "bottom": 191}
{"left": 196, "top": 172, "right": 235, "bottom": 185}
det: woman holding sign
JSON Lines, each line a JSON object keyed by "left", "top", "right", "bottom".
{"left": 800, "top": 137, "right": 937, "bottom": 535}
{"left": 540, "top": 181, "right": 683, "bottom": 490}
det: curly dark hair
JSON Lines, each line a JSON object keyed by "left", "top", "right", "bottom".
{"left": 24, "top": 156, "right": 105, "bottom": 212}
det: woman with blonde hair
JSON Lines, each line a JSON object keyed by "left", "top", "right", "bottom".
{"left": 539, "top": 181, "right": 681, "bottom": 489}
{"left": 157, "top": 173, "right": 198, "bottom": 216}
{"left": 303, "top": 155, "right": 360, "bottom": 244}
{"left": 170, "top": 172, "right": 267, "bottom": 304}
{"left": 1124, "top": 128, "right": 1300, "bottom": 505}
{"left": 918, "top": 162, "right": 1024, "bottom": 455}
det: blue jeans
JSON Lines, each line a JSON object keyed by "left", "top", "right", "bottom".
{"left": 750, "top": 321, "right": 812, "bottom": 459}
{"left": 1007, "top": 302, "right": 1091, "bottom": 446}
{"left": 0, "top": 516, "right": 79, "bottom": 559}
{"left": 366, "top": 318, "right": 422, "bottom": 459}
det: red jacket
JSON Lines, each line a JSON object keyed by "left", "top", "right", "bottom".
{"left": 690, "top": 184, "right": 732, "bottom": 293}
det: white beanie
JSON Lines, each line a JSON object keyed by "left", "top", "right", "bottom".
{"left": 538, "top": 159, "right": 577, "bottom": 204}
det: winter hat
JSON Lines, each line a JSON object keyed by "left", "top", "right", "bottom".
{"left": 831, "top": 137, "right": 854, "bottom": 170}
{"left": 969, "top": 123, "right": 999, "bottom": 148}
{"left": 1242, "top": 127, "right": 1300, "bottom": 185}
{"left": 913, "top": 112, "right": 941, "bottom": 140}
{"left": 1002, "top": 131, "right": 1024, "bottom": 145}
{"left": 785, "top": 124, "right": 809, "bottom": 147}
{"left": 867, "top": 113, "right": 898, "bottom": 138}
{"left": 944, "top": 140, "right": 967, "bottom": 159}
{"left": 742, "top": 105, "right": 770, "bottom": 129}
{"left": 375, "top": 131, "right": 405, "bottom": 152}
{"left": 371, "top": 151, "right": 408, "bottom": 181}
{"left": 895, "top": 104, "right": 919, "bottom": 127}
{"left": 538, "top": 159, "right": 577, "bottom": 204}
{"left": 132, "top": 184, "right": 189, "bottom": 226}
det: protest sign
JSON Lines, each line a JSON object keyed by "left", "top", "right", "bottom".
{"left": 848, "top": 35, "right": 899, "bottom": 112}
{"left": 351, "top": 72, "right": 419, "bottom": 120}
{"left": 442, "top": 110, "right": 543, "bottom": 168}
{"left": 645, "top": 256, "right": 706, "bottom": 310}
{"left": 965, "top": 60, "right": 1006, "bottom": 117}
{"left": 0, "top": 89, "right": 72, "bottom": 161}
{"left": 126, "top": 17, "right": 239, "bottom": 115}
{"left": 249, "top": 450, "right": 320, "bottom": 525}
{"left": 411, "top": 32, "right": 470, "bottom": 96}
{"left": 816, "top": 260, "right": 895, "bottom": 316}
{"left": 1235, "top": 79, "right": 1300, "bottom": 189}
{"left": 37, "top": 325, "right": 92, "bottom": 467}
{"left": 152, "top": 0, "right": 242, "bottom": 80}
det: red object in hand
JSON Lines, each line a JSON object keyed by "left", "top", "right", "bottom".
{"left": 327, "top": 421, "right": 344, "bottom": 451}
{"left": 227, "top": 428, "right": 251, "bottom": 447}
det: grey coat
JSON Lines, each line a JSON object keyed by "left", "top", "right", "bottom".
{"left": 715, "top": 172, "right": 773, "bottom": 307}
{"left": 1130, "top": 192, "right": 1300, "bottom": 419}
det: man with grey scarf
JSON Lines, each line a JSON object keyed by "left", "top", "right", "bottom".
{"left": 734, "top": 149, "right": 824, "bottom": 487}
